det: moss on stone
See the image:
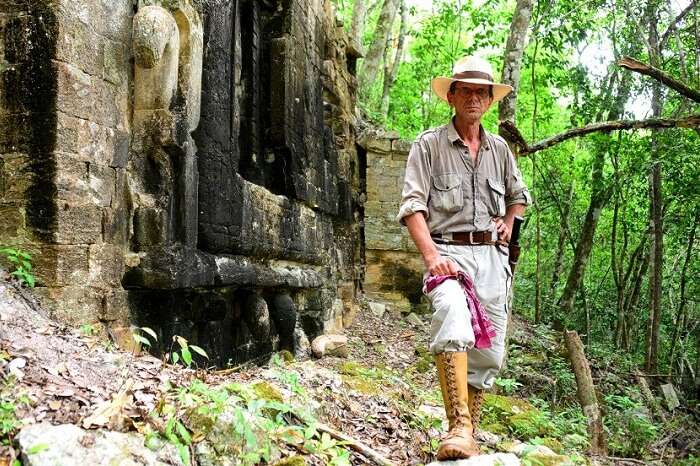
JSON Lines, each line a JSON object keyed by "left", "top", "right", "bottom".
{"left": 252, "top": 381, "right": 284, "bottom": 403}
{"left": 279, "top": 349, "right": 295, "bottom": 363}
{"left": 481, "top": 394, "right": 553, "bottom": 439}
{"left": 272, "top": 455, "right": 307, "bottom": 466}
{"left": 341, "top": 375, "right": 380, "bottom": 395}
{"left": 523, "top": 452, "right": 575, "bottom": 466}
{"left": 541, "top": 437, "right": 565, "bottom": 454}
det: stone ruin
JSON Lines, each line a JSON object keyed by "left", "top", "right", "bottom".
{"left": 0, "top": 0, "right": 366, "bottom": 366}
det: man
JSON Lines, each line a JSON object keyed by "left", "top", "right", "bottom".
{"left": 396, "top": 56, "right": 531, "bottom": 460}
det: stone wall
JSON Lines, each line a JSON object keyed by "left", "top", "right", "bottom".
{"left": 359, "top": 132, "right": 426, "bottom": 314}
{"left": 0, "top": 0, "right": 363, "bottom": 366}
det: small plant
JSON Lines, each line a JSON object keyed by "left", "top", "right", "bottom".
{"left": 169, "top": 335, "right": 209, "bottom": 368}
{"left": 1, "top": 377, "right": 30, "bottom": 447}
{"left": 79, "top": 324, "right": 97, "bottom": 336}
{"left": 495, "top": 377, "right": 523, "bottom": 395}
{"left": 0, "top": 247, "right": 35, "bottom": 287}
{"left": 132, "top": 326, "right": 158, "bottom": 349}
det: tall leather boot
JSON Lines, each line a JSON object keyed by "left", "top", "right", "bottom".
{"left": 468, "top": 385, "right": 484, "bottom": 429}
{"left": 434, "top": 352, "right": 480, "bottom": 460}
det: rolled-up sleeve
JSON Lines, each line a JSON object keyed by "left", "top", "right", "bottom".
{"left": 504, "top": 148, "right": 532, "bottom": 207}
{"left": 397, "top": 139, "right": 431, "bottom": 225}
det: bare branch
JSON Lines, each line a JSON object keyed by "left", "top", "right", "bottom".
{"left": 619, "top": 56, "right": 700, "bottom": 103}
{"left": 500, "top": 115, "right": 700, "bottom": 155}
{"left": 660, "top": 1, "right": 697, "bottom": 49}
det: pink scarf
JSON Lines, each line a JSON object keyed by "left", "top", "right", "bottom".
{"left": 423, "top": 271, "right": 497, "bottom": 349}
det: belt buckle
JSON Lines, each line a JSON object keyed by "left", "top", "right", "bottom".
{"left": 468, "top": 231, "right": 475, "bottom": 244}
{"left": 443, "top": 232, "right": 453, "bottom": 241}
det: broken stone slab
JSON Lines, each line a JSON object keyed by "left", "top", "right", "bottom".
{"left": 368, "top": 301, "right": 386, "bottom": 318}
{"left": 17, "top": 423, "right": 183, "bottom": 466}
{"left": 310, "top": 334, "right": 349, "bottom": 358}
{"left": 426, "top": 452, "right": 520, "bottom": 466}
{"left": 661, "top": 383, "right": 680, "bottom": 411}
{"left": 405, "top": 312, "right": 423, "bottom": 327}
{"left": 506, "top": 443, "right": 574, "bottom": 466}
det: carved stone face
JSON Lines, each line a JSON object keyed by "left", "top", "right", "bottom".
{"left": 447, "top": 83, "right": 493, "bottom": 123}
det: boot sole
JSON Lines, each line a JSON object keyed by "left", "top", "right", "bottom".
{"left": 436, "top": 443, "right": 480, "bottom": 460}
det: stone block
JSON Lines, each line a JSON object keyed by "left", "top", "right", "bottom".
{"left": 0, "top": 205, "right": 25, "bottom": 238}
{"left": 100, "top": 289, "right": 130, "bottom": 323}
{"left": 55, "top": 61, "right": 125, "bottom": 129}
{"left": 56, "top": 110, "right": 129, "bottom": 167}
{"left": 53, "top": 203, "right": 102, "bottom": 244}
{"left": 55, "top": 14, "right": 105, "bottom": 78}
{"left": 364, "top": 137, "right": 392, "bottom": 154}
{"left": 132, "top": 207, "right": 167, "bottom": 249}
{"left": 0, "top": 153, "right": 30, "bottom": 203}
{"left": 89, "top": 243, "right": 125, "bottom": 287}
{"left": 103, "top": 40, "right": 129, "bottom": 87}
{"left": 391, "top": 139, "right": 411, "bottom": 153}
{"left": 33, "top": 244, "right": 90, "bottom": 287}
{"left": 34, "top": 285, "right": 103, "bottom": 325}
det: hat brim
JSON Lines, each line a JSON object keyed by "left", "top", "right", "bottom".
{"left": 431, "top": 77, "right": 513, "bottom": 103}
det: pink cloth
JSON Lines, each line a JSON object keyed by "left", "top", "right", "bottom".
{"left": 423, "top": 271, "right": 497, "bottom": 349}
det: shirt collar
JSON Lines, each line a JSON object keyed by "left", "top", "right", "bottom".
{"left": 447, "top": 118, "right": 490, "bottom": 150}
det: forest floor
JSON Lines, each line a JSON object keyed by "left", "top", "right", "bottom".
{"left": 1, "top": 272, "right": 699, "bottom": 466}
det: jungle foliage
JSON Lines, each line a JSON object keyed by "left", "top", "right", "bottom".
{"left": 335, "top": 0, "right": 700, "bottom": 418}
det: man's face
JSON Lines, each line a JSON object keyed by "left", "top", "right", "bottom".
{"left": 447, "top": 83, "right": 493, "bottom": 123}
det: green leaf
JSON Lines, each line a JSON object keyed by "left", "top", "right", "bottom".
{"left": 181, "top": 347, "right": 192, "bottom": 367}
{"left": 133, "top": 334, "right": 152, "bottom": 347}
{"left": 175, "top": 420, "right": 192, "bottom": 445}
{"left": 172, "top": 352, "right": 180, "bottom": 364}
{"left": 189, "top": 345, "right": 209, "bottom": 359}
{"left": 140, "top": 327, "right": 158, "bottom": 341}
{"left": 27, "top": 443, "right": 50, "bottom": 454}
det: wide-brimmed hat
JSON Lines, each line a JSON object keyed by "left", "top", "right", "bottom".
{"left": 432, "top": 56, "right": 513, "bottom": 103}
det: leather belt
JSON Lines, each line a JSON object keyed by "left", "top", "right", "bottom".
{"left": 431, "top": 231, "right": 495, "bottom": 245}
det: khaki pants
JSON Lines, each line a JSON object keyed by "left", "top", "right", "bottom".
{"left": 424, "top": 243, "right": 512, "bottom": 390}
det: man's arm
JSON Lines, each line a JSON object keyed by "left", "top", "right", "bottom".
{"left": 494, "top": 203, "right": 526, "bottom": 242}
{"left": 404, "top": 212, "right": 459, "bottom": 276}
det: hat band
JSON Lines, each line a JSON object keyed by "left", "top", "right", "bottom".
{"left": 453, "top": 70, "right": 493, "bottom": 82}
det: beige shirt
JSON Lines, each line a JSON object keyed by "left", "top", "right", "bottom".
{"left": 397, "top": 119, "right": 531, "bottom": 233}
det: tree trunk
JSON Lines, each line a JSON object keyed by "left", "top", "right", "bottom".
{"left": 564, "top": 330, "right": 607, "bottom": 455}
{"left": 360, "top": 0, "right": 399, "bottom": 89}
{"left": 625, "top": 249, "right": 650, "bottom": 350}
{"left": 551, "top": 180, "right": 574, "bottom": 291}
{"left": 349, "top": 0, "right": 367, "bottom": 47}
{"left": 668, "top": 209, "right": 698, "bottom": 371}
{"left": 644, "top": 0, "right": 664, "bottom": 373}
{"left": 380, "top": 0, "right": 407, "bottom": 116}
{"left": 499, "top": 0, "right": 534, "bottom": 150}
{"left": 556, "top": 150, "right": 609, "bottom": 327}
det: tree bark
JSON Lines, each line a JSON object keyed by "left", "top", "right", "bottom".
{"left": 618, "top": 56, "right": 700, "bottom": 103}
{"left": 498, "top": 0, "right": 534, "bottom": 147}
{"left": 668, "top": 209, "right": 698, "bottom": 372}
{"left": 550, "top": 180, "right": 574, "bottom": 290}
{"left": 644, "top": 0, "right": 664, "bottom": 374}
{"left": 564, "top": 330, "right": 607, "bottom": 455}
{"left": 380, "top": 0, "right": 407, "bottom": 116}
{"left": 360, "top": 0, "right": 399, "bottom": 89}
{"left": 556, "top": 150, "right": 610, "bottom": 327}
{"left": 350, "top": 0, "right": 368, "bottom": 47}
{"left": 499, "top": 115, "right": 700, "bottom": 155}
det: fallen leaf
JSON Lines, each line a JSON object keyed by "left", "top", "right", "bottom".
{"left": 82, "top": 379, "right": 134, "bottom": 430}
{"left": 48, "top": 400, "right": 62, "bottom": 410}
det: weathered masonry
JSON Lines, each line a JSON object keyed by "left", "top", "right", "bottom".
{"left": 359, "top": 133, "right": 425, "bottom": 315}
{"left": 0, "top": 0, "right": 364, "bottom": 365}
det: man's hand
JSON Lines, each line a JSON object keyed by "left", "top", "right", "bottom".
{"left": 425, "top": 253, "right": 460, "bottom": 276}
{"left": 493, "top": 217, "right": 511, "bottom": 242}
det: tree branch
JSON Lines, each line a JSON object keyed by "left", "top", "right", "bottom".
{"left": 660, "top": 1, "right": 697, "bottom": 49}
{"left": 500, "top": 115, "right": 700, "bottom": 155}
{"left": 618, "top": 56, "right": 700, "bottom": 103}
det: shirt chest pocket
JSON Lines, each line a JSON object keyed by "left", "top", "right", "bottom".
{"left": 487, "top": 177, "right": 506, "bottom": 217}
{"left": 431, "top": 173, "right": 463, "bottom": 213}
